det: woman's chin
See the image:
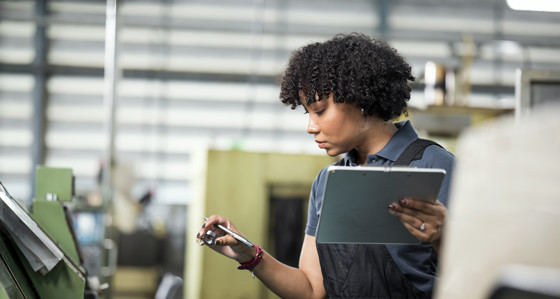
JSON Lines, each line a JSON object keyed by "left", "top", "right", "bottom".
{"left": 325, "top": 149, "right": 341, "bottom": 157}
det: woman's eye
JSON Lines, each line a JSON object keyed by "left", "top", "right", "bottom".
{"left": 315, "top": 110, "right": 325, "bottom": 115}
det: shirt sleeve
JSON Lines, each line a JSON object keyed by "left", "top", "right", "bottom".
{"left": 305, "top": 167, "right": 328, "bottom": 236}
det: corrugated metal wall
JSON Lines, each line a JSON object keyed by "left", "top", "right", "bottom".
{"left": 0, "top": 0, "right": 559, "bottom": 205}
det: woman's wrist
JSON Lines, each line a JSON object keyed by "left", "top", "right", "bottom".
{"left": 236, "top": 246, "right": 258, "bottom": 263}
{"left": 237, "top": 244, "right": 263, "bottom": 275}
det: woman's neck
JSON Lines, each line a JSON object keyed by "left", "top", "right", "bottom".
{"left": 355, "top": 121, "right": 398, "bottom": 165}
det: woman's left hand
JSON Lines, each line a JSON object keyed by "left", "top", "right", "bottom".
{"left": 388, "top": 198, "right": 446, "bottom": 249}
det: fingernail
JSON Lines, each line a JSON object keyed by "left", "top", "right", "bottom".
{"left": 196, "top": 232, "right": 200, "bottom": 238}
{"left": 399, "top": 199, "right": 408, "bottom": 206}
{"left": 201, "top": 222, "right": 206, "bottom": 228}
{"left": 388, "top": 204, "right": 395, "bottom": 210}
{"left": 198, "top": 240, "right": 204, "bottom": 246}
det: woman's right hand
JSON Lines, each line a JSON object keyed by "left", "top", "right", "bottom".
{"left": 196, "top": 215, "right": 257, "bottom": 263}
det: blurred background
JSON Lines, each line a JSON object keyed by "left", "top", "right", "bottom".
{"left": 0, "top": 0, "right": 559, "bottom": 298}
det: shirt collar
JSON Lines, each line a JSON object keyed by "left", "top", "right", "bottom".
{"left": 341, "top": 120, "right": 418, "bottom": 165}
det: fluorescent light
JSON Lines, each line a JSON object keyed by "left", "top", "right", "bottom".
{"left": 507, "top": 0, "right": 560, "bottom": 12}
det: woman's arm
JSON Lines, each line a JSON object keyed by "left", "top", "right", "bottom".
{"left": 197, "top": 215, "right": 326, "bottom": 299}
{"left": 253, "top": 234, "right": 326, "bottom": 299}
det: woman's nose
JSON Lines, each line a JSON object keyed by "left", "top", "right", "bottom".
{"left": 307, "top": 119, "right": 320, "bottom": 134}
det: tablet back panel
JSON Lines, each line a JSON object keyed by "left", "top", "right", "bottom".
{"left": 316, "top": 166, "right": 445, "bottom": 244}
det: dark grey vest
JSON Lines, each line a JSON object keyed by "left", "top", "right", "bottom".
{"left": 317, "top": 139, "right": 440, "bottom": 299}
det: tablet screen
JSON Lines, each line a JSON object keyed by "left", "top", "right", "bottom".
{"left": 316, "top": 165, "right": 446, "bottom": 244}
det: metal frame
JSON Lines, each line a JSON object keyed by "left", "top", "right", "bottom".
{"left": 30, "top": 0, "right": 48, "bottom": 199}
{"left": 515, "top": 69, "right": 560, "bottom": 121}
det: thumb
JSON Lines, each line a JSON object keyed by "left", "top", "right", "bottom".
{"left": 215, "top": 234, "right": 237, "bottom": 246}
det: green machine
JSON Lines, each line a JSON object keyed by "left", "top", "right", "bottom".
{"left": 0, "top": 166, "right": 100, "bottom": 298}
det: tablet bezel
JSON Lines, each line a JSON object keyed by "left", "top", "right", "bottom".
{"left": 315, "top": 165, "right": 446, "bottom": 245}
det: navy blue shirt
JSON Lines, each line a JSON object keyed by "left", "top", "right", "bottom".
{"left": 306, "top": 120, "right": 455, "bottom": 295}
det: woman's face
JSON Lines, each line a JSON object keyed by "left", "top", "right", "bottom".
{"left": 301, "top": 93, "right": 372, "bottom": 157}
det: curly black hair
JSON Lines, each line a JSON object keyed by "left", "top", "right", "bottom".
{"left": 279, "top": 33, "right": 415, "bottom": 121}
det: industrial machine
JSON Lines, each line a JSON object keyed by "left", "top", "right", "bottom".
{"left": 0, "top": 166, "right": 104, "bottom": 298}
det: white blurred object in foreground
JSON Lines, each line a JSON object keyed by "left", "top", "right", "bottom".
{"left": 435, "top": 104, "right": 560, "bottom": 299}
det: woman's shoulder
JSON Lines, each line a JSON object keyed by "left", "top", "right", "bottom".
{"left": 311, "top": 161, "right": 337, "bottom": 187}
{"left": 426, "top": 143, "right": 455, "bottom": 159}
{"left": 417, "top": 143, "right": 455, "bottom": 169}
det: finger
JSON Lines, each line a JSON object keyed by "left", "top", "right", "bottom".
{"left": 205, "top": 215, "right": 236, "bottom": 233}
{"left": 388, "top": 206, "right": 423, "bottom": 229}
{"left": 196, "top": 224, "right": 206, "bottom": 246}
{"left": 198, "top": 215, "right": 245, "bottom": 247}
{"left": 398, "top": 198, "right": 438, "bottom": 212}
{"left": 401, "top": 221, "right": 430, "bottom": 242}
{"left": 389, "top": 202, "right": 430, "bottom": 222}
{"left": 210, "top": 215, "right": 245, "bottom": 238}
{"left": 197, "top": 215, "right": 223, "bottom": 237}
{"left": 398, "top": 199, "right": 447, "bottom": 220}
{"left": 400, "top": 214, "right": 444, "bottom": 243}
{"left": 391, "top": 205, "right": 421, "bottom": 218}
{"left": 204, "top": 214, "right": 222, "bottom": 228}
{"left": 197, "top": 222, "right": 219, "bottom": 246}
{"left": 391, "top": 203, "right": 445, "bottom": 231}
{"left": 196, "top": 227, "right": 207, "bottom": 245}
{"left": 214, "top": 235, "right": 237, "bottom": 246}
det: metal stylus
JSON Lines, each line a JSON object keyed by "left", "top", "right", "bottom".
{"left": 204, "top": 217, "right": 254, "bottom": 247}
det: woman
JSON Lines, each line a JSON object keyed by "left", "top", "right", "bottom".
{"left": 197, "top": 33, "right": 455, "bottom": 299}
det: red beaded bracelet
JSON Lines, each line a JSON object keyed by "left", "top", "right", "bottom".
{"left": 237, "top": 244, "right": 263, "bottom": 277}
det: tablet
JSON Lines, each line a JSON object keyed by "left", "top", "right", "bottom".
{"left": 316, "top": 165, "right": 446, "bottom": 245}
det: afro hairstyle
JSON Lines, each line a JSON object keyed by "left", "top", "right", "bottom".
{"left": 279, "top": 32, "right": 415, "bottom": 121}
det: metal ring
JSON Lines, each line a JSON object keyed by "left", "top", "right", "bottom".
{"left": 203, "top": 230, "right": 217, "bottom": 245}
{"left": 419, "top": 222, "right": 426, "bottom": 232}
